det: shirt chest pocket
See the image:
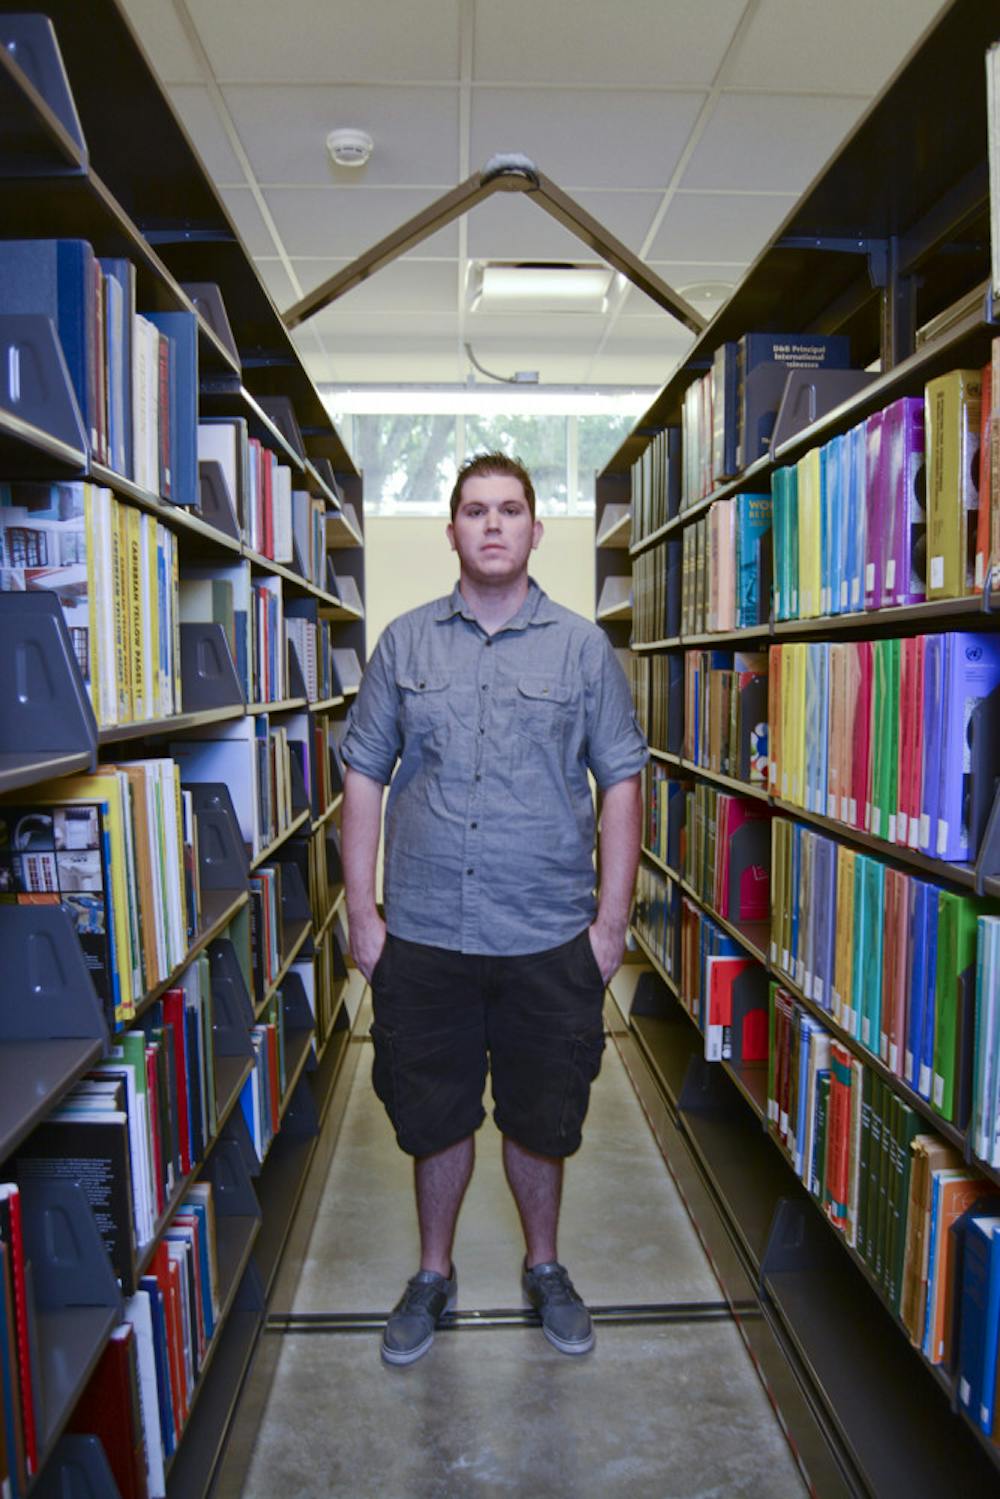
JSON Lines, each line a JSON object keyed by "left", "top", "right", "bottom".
{"left": 397, "top": 672, "right": 450, "bottom": 736}
{"left": 515, "top": 674, "right": 575, "bottom": 743}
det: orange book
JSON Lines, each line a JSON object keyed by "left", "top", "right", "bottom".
{"left": 927, "top": 1173, "right": 1000, "bottom": 1364}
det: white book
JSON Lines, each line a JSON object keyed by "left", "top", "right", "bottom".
{"left": 272, "top": 463, "right": 294, "bottom": 563}
{"left": 123, "top": 1291, "right": 167, "bottom": 1498}
{"left": 197, "top": 419, "right": 245, "bottom": 538}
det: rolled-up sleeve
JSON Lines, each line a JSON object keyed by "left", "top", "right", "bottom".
{"left": 583, "top": 632, "right": 649, "bottom": 789}
{"left": 340, "top": 631, "right": 401, "bottom": 785}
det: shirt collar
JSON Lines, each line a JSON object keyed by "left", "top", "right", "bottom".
{"left": 435, "top": 577, "right": 560, "bottom": 632}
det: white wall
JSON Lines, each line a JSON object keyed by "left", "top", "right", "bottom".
{"left": 364, "top": 516, "right": 597, "bottom": 648}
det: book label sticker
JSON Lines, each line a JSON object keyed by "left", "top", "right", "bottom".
{"left": 930, "top": 556, "right": 944, "bottom": 589}
{"left": 919, "top": 1062, "right": 931, "bottom": 1096}
{"left": 932, "top": 1073, "right": 944, "bottom": 1108}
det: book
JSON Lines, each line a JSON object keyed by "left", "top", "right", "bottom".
{"left": 925, "top": 368, "right": 982, "bottom": 599}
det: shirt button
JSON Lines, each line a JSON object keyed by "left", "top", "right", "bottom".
{"left": 475, "top": 773, "right": 482, "bottom": 781}
{"left": 466, "top": 868, "right": 475, "bottom": 876}
{"left": 470, "top": 821, "right": 478, "bottom": 829}
{"left": 481, "top": 683, "right": 488, "bottom": 691}
{"left": 485, "top": 639, "right": 493, "bottom": 648}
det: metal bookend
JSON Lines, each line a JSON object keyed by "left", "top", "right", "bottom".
{"left": 280, "top": 968, "right": 314, "bottom": 1033}
{"left": 208, "top": 937, "right": 255, "bottom": 1055}
{"left": 283, "top": 157, "right": 706, "bottom": 335}
{"left": 197, "top": 458, "right": 241, "bottom": 541}
{"left": 0, "top": 15, "right": 87, "bottom": 156}
{"left": 0, "top": 314, "right": 88, "bottom": 455}
{"left": 770, "top": 368, "right": 877, "bottom": 453}
{"left": 180, "top": 621, "right": 245, "bottom": 712}
{"left": 181, "top": 282, "right": 240, "bottom": 365}
{"left": 19, "top": 1178, "right": 121, "bottom": 1309}
{"left": 0, "top": 587, "right": 96, "bottom": 766}
{"left": 186, "top": 782, "right": 250, "bottom": 893}
{"left": 201, "top": 1134, "right": 262, "bottom": 1219}
{"left": 31, "top": 1436, "right": 121, "bottom": 1499}
{"left": 258, "top": 395, "right": 306, "bottom": 460}
{"left": 0, "top": 904, "right": 106, "bottom": 1041}
{"left": 760, "top": 1197, "right": 825, "bottom": 1280}
{"left": 286, "top": 638, "right": 308, "bottom": 705}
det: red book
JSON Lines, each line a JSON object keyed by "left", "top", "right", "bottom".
{"left": 896, "top": 638, "right": 914, "bottom": 847}
{"left": 890, "top": 877, "right": 912, "bottom": 1077}
{"left": 69, "top": 1323, "right": 149, "bottom": 1499}
{"left": 0, "top": 1186, "right": 36, "bottom": 1475}
{"left": 150, "top": 1244, "right": 187, "bottom": 1431}
{"left": 826, "top": 1041, "right": 852, "bottom": 1229}
{"left": 263, "top": 449, "right": 275, "bottom": 559}
{"left": 907, "top": 636, "right": 926, "bottom": 851}
{"left": 161, "top": 989, "right": 192, "bottom": 1176}
{"left": 705, "top": 955, "right": 751, "bottom": 1061}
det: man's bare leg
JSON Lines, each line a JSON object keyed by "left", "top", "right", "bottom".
{"left": 502, "top": 1135, "right": 562, "bottom": 1266}
{"left": 415, "top": 1135, "right": 475, "bottom": 1276}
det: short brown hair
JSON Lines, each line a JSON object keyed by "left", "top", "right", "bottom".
{"left": 449, "top": 451, "right": 535, "bottom": 520}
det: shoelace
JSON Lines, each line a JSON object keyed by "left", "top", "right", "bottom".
{"left": 533, "top": 1269, "right": 579, "bottom": 1306}
{"left": 398, "top": 1277, "right": 449, "bottom": 1316}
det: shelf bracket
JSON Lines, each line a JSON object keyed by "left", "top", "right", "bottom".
{"left": 282, "top": 157, "right": 706, "bottom": 336}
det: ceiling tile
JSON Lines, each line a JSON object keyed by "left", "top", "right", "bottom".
{"left": 166, "top": 85, "right": 246, "bottom": 183}
{"left": 119, "top": 0, "right": 204, "bottom": 83}
{"left": 588, "top": 348, "right": 686, "bottom": 384}
{"left": 307, "top": 309, "right": 461, "bottom": 339}
{"left": 725, "top": 0, "right": 945, "bottom": 95}
{"left": 260, "top": 187, "right": 460, "bottom": 258}
{"left": 466, "top": 313, "right": 609, "bottom": 341}
{"left": 681, "top": 93, "right": 866, "bottom": 194}
{"left": 220, "top": 85, "right": 459, "bottom": 187}
{"left": 187, "top": 0, "right": 461, "bottom": 81}
{"left": 315, "top": 337, "right": 465, "bottom": 383}
{"left": 288, "top": 259, "right": 459, "bottom": 313}
{"left": 469, "top": 88, "right": 705, "bottom": 190}
{"left": 647, "top": 191, "right": 796, "bottom": 263}
{"left": 466, "top": 191, "right": 661, "bottom": 260}
{"left": 219, "top": 186, "right": 278, "bottom": 256}
{"left": 473, "top": 0, "right": 746, "bottom": 87}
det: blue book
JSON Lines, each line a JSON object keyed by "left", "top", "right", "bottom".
{"left": 851, "top": 855, "right": 869, "bottom": 1043}
{"left": 770, "top": 469, "right": 787, "bottom": 621}
{"left": 956, "top": 1215, "right": 1000, "bottom": 1429}
{"left": 139, "top": 1274, "right": 176, "bottom": 1456}
{"left": 789, "top": 821, "right": 802, "bottom": 983}
{"left": 147, "top": 310, "right": 199, "bottom": 507}
{"left": 936, "top": 632, "right": 1000, "bottom": 862}
{"left": 736, "top": 492, "right": 772, "bottom": 627}
{"left": 918, "top": 889, "right": 941, "bottom": 1100}
{"left": 737, "top": 332, "right": 851, "bottom": 467}
{"left": 819, "top": 442, "right": 832, "bottom": 616}
{"left": 919, "top": 635, "right": 946, "bottom": 856}
{"left": 98, "top": 257, "right": 136, "bottom": 479}
{"left": 905, "top": 881, "right": 931, "bottom": 1088}
{"left": 0, "top": 237, "right": 99, "bottom": 453}
{"left": 786, "top": 464, "right": 800, "bottom": 618}
{"left": 795, "top": 1016, "right": 815, "bottom": 1176}
{"left": 825, "top": 434, "right": 844, "bottom": 615}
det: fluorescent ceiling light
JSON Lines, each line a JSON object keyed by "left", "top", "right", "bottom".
{"left": 470, "top": 263, "right": 613, "bottom": 313}
{"left": 321, "top": 386, "right": 653, "bottom": 417}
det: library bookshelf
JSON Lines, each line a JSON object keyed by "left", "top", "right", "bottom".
{"left": 0, "top": 3, "right": 365, "bottom": 1495}
{"left": 596, "top": 1, "right": 1000, "bottom": 1494}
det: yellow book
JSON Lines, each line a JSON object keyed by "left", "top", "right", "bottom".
{"left": 835, "top": 845, "right": 856, "bottom": 1035}
{"left": 796, "top": 449, "right": 822, "bottom": 618}
{"left": 143, "top": 513, "right": 160, "bottom": 720}
{"left": 110, "top": 497, "right": 132, "bottom": 724}
{"left": 31, "top": 770, "right": 137, "bottom": 1022}
{"left": 126, "top": 505, "right": 145, "bottom": 721}
{"left": 170, "top": 529, "right": 182, "bottom": 714}
{"left": 925, "top": 368, "right": 982, "bottom": 598}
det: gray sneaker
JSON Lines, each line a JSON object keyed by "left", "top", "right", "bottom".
{"left": 381, "top": 1266, "right": 457, "bottom": 1366}
{"left": 522, "top": 1260, "right": 595, "bottom": 1355}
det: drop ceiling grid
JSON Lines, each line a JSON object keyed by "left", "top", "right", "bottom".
{"left": 121, "top": 0, "right": 951, "bottom": 386}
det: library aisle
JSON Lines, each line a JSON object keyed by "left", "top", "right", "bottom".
{"left": 217, "top": 1002, "right": 809, "bottom": 1499}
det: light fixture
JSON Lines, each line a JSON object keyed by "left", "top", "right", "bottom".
{"left": 469, "top": 262, "right": 613, "bottom": 314}
{"left": 677, "top": 280, "right": 734, "bottom": 306}
{"left": 326, "top": 128, "right": 374, "bottom": 168}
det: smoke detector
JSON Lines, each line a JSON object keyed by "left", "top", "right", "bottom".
{"left": 326, "top": 128, "right": 374, "bottom": 168}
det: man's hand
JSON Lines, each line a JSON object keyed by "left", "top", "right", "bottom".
{"left": 588, "top": 919, "right": 626, "bottom": 983}
{"left": 349, "top": 911, "right": 388, "bottom": 982}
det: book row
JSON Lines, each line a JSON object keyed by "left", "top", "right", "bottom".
{"left": 628, "top": 652, "right": 682, "bottom": 758}
{"left": 629, "top": 427, "right": 680, "bottom": 546}
{"left": 681, "top": 333, "right": 851, "bottom": 507}
{"left": 0, "top": 482, "right": 182, "bottom": 728}
{"left": 683, "top": 647, "right": 768, "bottom": 787}
{"left": 771, "top": 817, "right": 997, "bottom": 1133}
{"left": 682, "top": 780, "right": 771, "bottom": 926}
{"left": 768, "top": 632, "right": 1000, "bottom": 865}
{"left": 768, "top": 983, "right": 1000, "bottom": 1449}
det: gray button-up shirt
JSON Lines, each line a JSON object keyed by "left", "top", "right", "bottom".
{"left": 341, "top": 578, "right": 648, "bottom": 955}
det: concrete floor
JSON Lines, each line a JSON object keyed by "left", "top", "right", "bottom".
{"left": 233, "top": 1040, "right": 809, "bottom": 1499}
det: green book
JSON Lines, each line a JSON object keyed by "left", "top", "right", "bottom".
{"left": 864, "top": 1077, "right": 885, "bottom": 1268}
{"left": 889, "top": 1102, "right": 922, "bottom": 1313}
{"left": 771, "top": 470, "right": 786, "bottom": 620}
{"left": 874, "top": 1087, "right": 896, "bottom": 1290}
{"left": 813, "top": 1069, "right": 831, "bottom": 1205}
{"left": 856, "top": 1064, "right": 874, "bottom": 1257}
{"left": 933, "top": 892, "right": 988, "bottom": 1123}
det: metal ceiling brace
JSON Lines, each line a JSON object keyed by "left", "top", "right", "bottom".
{"left": 281, "top": 153, "right": 707, "bottom": 336}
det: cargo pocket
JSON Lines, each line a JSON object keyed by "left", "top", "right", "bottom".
{"left": 558, "top": 1028, "right": 606, "bottom": 1147}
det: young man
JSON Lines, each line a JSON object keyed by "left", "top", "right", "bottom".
{"left": 341, "top": 451, "right": 646, "bottom": 1366}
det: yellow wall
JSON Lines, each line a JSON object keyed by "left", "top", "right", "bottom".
{"left": 363, "top": 515, "right": 597, "bottom": 649}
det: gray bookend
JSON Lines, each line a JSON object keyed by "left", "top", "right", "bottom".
{"left": 629, "top": 970, "right": 671, "bottom": 1019}
{"left": 287, "top": 747, "right": 310, "bottom": 816}
{"left": 677, "top": 1053, "right": 729, "bottom": 1114}
{"left": 0, "top": 904, "right": 107, "bottom": 1041}
{"left": 186, "top": 782, "right": 250, "bottom": 893}
{"left": 770, "top": 368, "right": 877, "bottom": 453}
{"left": 208, "top": 937, "right": 254, "bottom": 1056}
{"left": 258, "top": 395, "right": 305, "bottom": 460}
{"left": 30, "top": 1435, "right": 121, "bottom": 1499}
{"left": 180, "top": 621, "right": 244, "bottom": 712}
{"left": 0, "top": 592, "right": 97, "bottom": 763}
{"left": 0, "top": 314, "right": 88, "bottom": 453}
{"left": 180, "top": 282, "right": 240, "bottom": 364}
{"left": 760, "top": 1197, "right": 825, "bottom": 1278}
{"left": 280, "top": 1070, "right": 319, "bottom": 1141}
{"left": 201, "top": 1135, "right": 262, "bottom": 1220}
{"left": 197, "top": 458, "right": 241, "bottom": 541}
{"left": 277, "top": 857, "right": 310, "bottom": 926}
{"left": 19, "top": 1178, "right": 121, "bottom": 1310}
{"left": 0, "top": 15, "right": 87, "bottom": 155}
{"left": 221, "top": 1097, "right": 261, "bottom": 1178}
{"left": 286, "top": 637, "right": 308, "bottom": 703}
{"left": 280, "top": 968, "right": 313, "bottom": 1032}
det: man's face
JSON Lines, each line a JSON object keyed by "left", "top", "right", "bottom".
{"left": 447, "top": 473, "right": 543, "bottom": 586}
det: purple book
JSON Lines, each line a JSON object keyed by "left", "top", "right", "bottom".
{"left": 863, "top": 410, "right": 886, "bottom": 610}
{"left": 881, "top": 397, "right": 926, "bottom": 607}
{"left": 936, "top": 632, "right": 1000, "bottom": 861}
{"left": 919, "top": 634, "right": 945, "bottom": 856}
